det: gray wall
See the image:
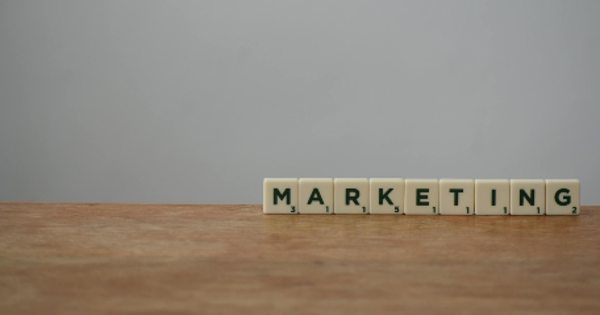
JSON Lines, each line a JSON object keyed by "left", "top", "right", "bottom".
{"left": 1, "top": 0, "right": 599, "bottom": 204}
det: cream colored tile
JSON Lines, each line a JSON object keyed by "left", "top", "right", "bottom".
{"left": 510, "top": 179, "right": 545, "bottom": 215}
{"left": 369, "top": 178, "right": 404, "bottom": 214}
{"left": 545, "top": 179, "right": 580, "bottom": 215}
{"left": 298, "top": 178, "right": 334, "bottom": 214}
{"left": 334, "top": 178, "right": 369, "bottom": 214}
{"left": 475, "top": 179, "right": 510, "bottom": 215}
{"left": 404, "top": 179, "right": 439, "bottom": 215}
{"left": 439, "top": 179, "right": 474, "bottom": 215}
{"left": 263, "top": 178, "right": 298, "bottom": 214}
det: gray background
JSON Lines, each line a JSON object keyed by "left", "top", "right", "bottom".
{"left": 1, "top": 0, "right": 599, "bottom": 204}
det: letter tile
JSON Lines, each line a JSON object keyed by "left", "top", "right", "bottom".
{"left": 334, "top": 178, "right": 369, "bottom": 214}
{"left": 545, "top": 179, "right": 580, "bottom": 215}
{"left": 510, "top": 179, "right": 545, "bottom": 215}
{"left": 404, "top": 179, "right": 439, "bottom": 215}
{"left": 439, "top": 179, "right": 474, "bottom": 215}
{"left": 475, "top": 179, "right": 510, "bottom": 215}
{"left": 263, "top": 178, "right": 298, "bottom": 214}
{"left": 369, "top": 178, "right": 404, "bottom": 214}
{"left": 298, "top": 178, "right": 334, "bottom": 214}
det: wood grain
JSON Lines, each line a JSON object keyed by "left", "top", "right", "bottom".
{"left": 1, "top": 203, "right": 599, "bottom": 315}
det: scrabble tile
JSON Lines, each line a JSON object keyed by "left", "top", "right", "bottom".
{"left": 510, "top": 179, "right": 545, "bottom": 215}
{"left": 439, "top": 179, "right": 474, "bottom": 215}
{"left": 475, "top": 179, "right": 510, "bottom": 215}
{"left": 298, "top": 178, "right": 334, "bottom": 214}
{"left": 404, "top": 179, "right": 439, "bottom": 215}
{"left": 334, "top": 178, "right": 369, "bottom": 214}
{"left": 369, "top": 178, "right": 404, "bottom": 214}
{"left": 545, "top": 179, "right": 580, "bottom": 215}
{"left": 263, "top": 178, "right": 298, "bottom": 214}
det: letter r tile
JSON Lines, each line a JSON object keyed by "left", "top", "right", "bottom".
{"left": 334, "top": 178, "right": 369, "bottom": 214}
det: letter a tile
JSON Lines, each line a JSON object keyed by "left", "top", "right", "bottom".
{"left": 299, "top": 178, "right": 334, "bottom": 214}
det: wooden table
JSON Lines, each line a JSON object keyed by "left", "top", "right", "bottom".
{"left": 1, "top": 203, "right": 599, "bottom": 314}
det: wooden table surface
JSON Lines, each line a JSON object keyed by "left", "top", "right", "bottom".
{"left": 1, "top": 203, "right": 599, "bottom": 315}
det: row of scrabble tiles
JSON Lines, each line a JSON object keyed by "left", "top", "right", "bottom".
{"left": 263, "top": 178, "right": 580, "bottom": 215}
